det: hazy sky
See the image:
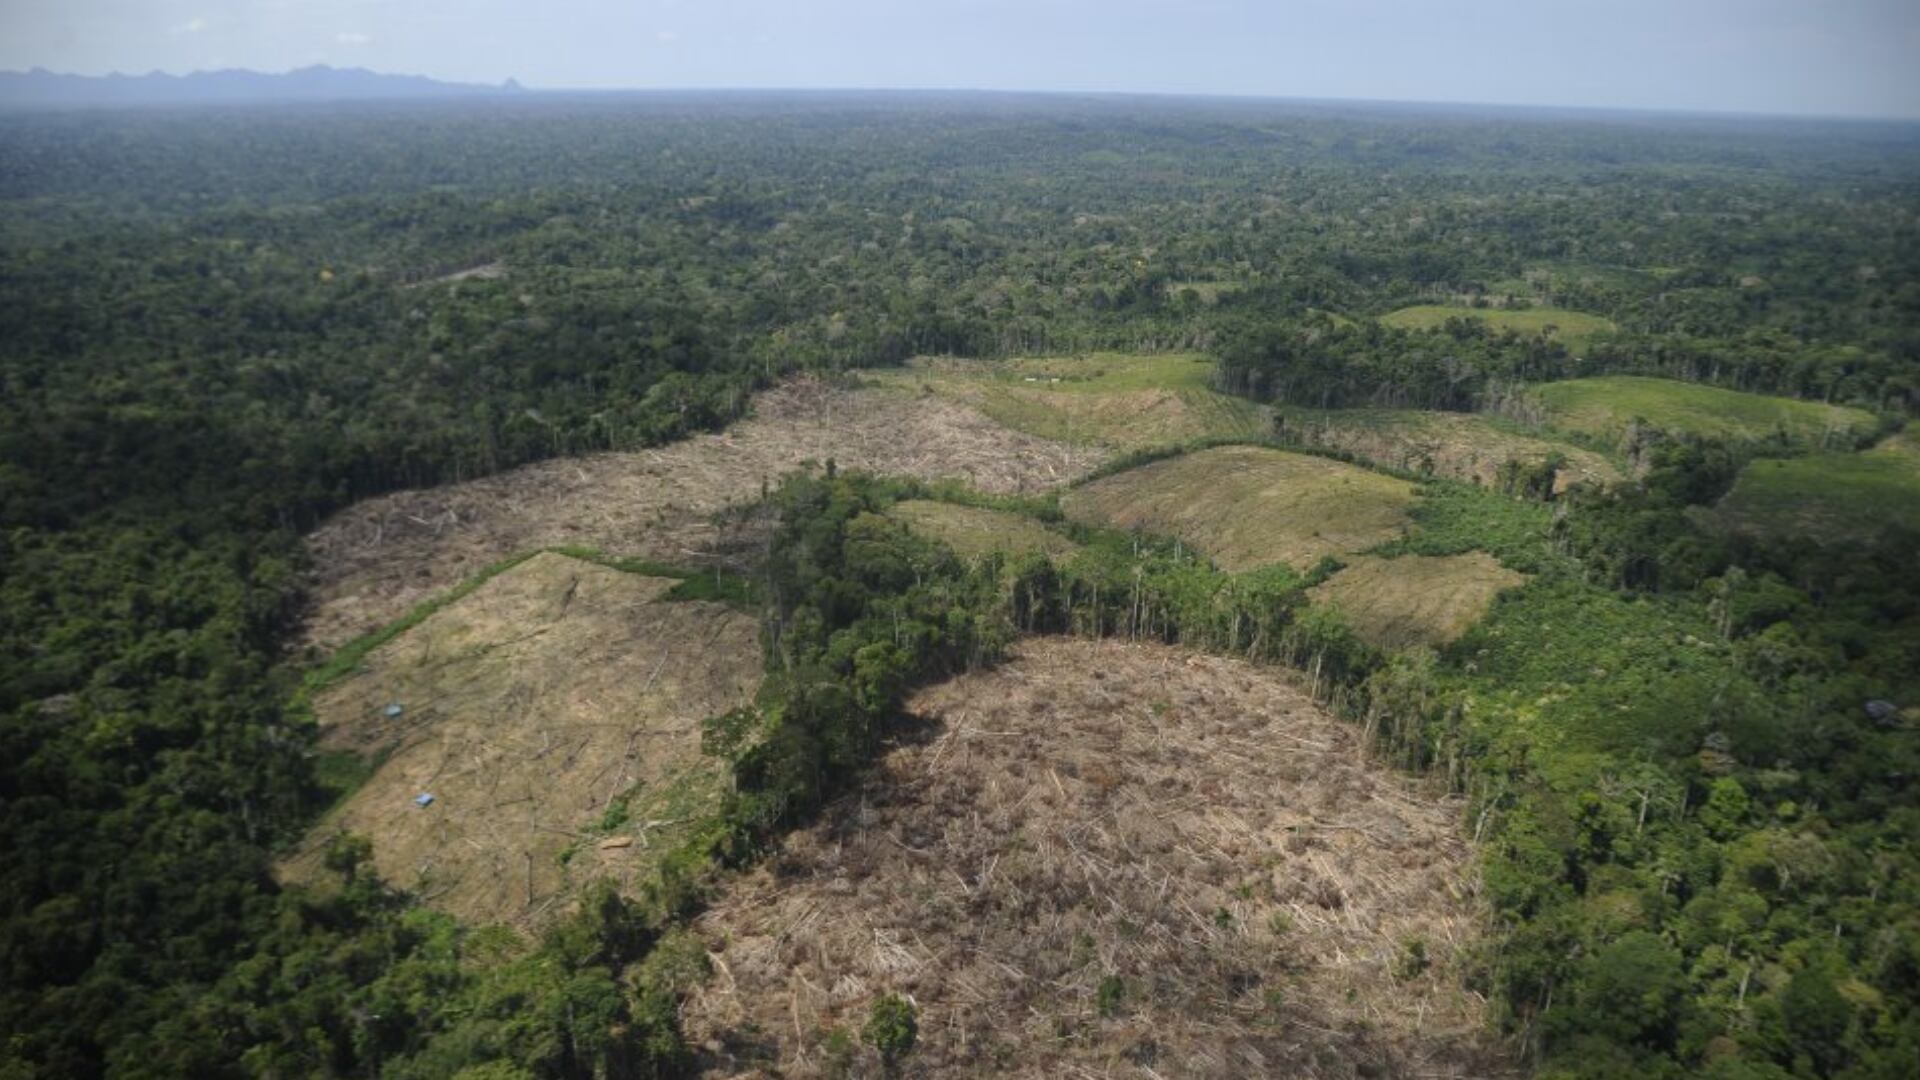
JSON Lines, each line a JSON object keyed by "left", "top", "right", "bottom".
{"left": 4, "top": 0, "right": 1918, "bottom": 118}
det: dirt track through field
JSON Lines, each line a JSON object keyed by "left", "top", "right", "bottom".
{"left": 301, "top": 378, "right": 1102, "bottom": 652}
{"left": 683, "top": 637, "right": 1511, "bottom": 1079}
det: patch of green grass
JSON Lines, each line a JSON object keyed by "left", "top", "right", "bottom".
{"left": 1063, "top": 445, "right": 1418, "bottom": 572}
{"left": 866, "top": 353, "right": 1268, "bottom": 450}
{"left": 1529, "top": 376, "right": 1877, "bottom": 447}
{"left": 888, "top": 500, "right": 1078, "bottom": 562}
{"left": 986, "top": 352, "right": 1218, "bottom": 392}
{"left": 1382, "top": 304, "right": 1616, "bottom": 346}
{"left": 1711, "top": 436, "right": 1920, "bottom": 544}
{"left": 1309, "top": 553, "right": 1528, "bottom": 651}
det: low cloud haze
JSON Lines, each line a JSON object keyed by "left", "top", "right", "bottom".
{"left": 3, "top": 0, "right": 1917, "bottom": 118}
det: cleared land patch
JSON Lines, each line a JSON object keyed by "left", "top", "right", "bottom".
{"left": 862, "top": 352, "right": 1270, "bottom": 451}
{"left": 1525, "top": 376, "right": 1876, "bottom": 447}
{"left": 1309, "top": 553, "right": 1529, "bottom": 651}
{"left": 888, "top": 500, "right": 1078, "bottom": 562}
{"left": 281, "top": 551, "right": 761, "bottom": 930}
{"left": 1710, "top": 432, "right": 1920, "bottom": 545}
{"left": 302, "top": 377, "right": 1102, "bottom": 652}
{"left": 683, "top": 638, "right": 1505, "bottom": 1079}
{"left": 1382, "top": 304, "right": 1615, "bottom": 345}
{"left": 1282, "top": 408, "right": 1621, "bottom": 492}
{"left": 1062, "top": 445, "right": 1417, "bottom": 572}
{"left": 1164, "top": 278, "right": 1243, "bottom": 304}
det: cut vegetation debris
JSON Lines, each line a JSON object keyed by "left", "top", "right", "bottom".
{"left": 888, "top": 500, "right": 1078, "bottom": 562}
{"left": 861, "top": 352, "right": 1270, "bottom": 451}
{"left": 280, "top": 551, "right": 761, "bottom": 930}
{"left": 1281, "top": 408, "right": 1621, "bottom": 493}
{"left": 683, "top": 638, "right": 1507, "bottom": 1079}
{"left": 1309, "top": 553, "right": 1529, "bottom": 651}
{"left": 1524, "top": 375, "right": 1877, "bottom": 447}
{"left": 1382, "top": 304, "right": 1616, "bottom": 346}
{"left": 302, "top": 376, "right": 1100, "bottom": 652}
{"left": 1063, "top": 445, "right": 1417, "bottom": 572}
{"left": 1709, "top": 432, "right": 1920, "bottom": 545}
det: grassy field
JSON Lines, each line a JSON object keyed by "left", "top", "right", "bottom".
{"left": 889, "top": 499, "right": 1078, "bottom": 562}
{"left": 1282, "top": 408, "right": 1621, "bottom": 492}
{"left": 1062, "top": 445, "right": 1417, "bottom": 572}
{"left": 1710, "top": 432, "right": 1920, "bottom": 544}
{"left": 282, "top": 552, "right": 762, "bottom": 929}
{"left": 1308, "top": 553, "right": 1528, "bottom": 650}
{"left": 1528, "top": 375, "right": 1878, "bottom": 447}
{"left": 862, "top": 352, "right": 1269, "bottom": 451}
{"left": 1382, "top": 304, "right": 1616, "bottom": 346}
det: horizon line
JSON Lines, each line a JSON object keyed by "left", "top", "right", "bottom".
{"left": 6, "top": 65, "right": 1919, "bottom": 125}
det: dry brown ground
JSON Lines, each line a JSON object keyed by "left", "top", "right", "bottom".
{"left": 302, "top": 378, "right": 1101, "bottom": 653}
{"left": 280, "top": 552, "right": 761, "bottom": 930}
{"left": 683, "top": 638, "right": 1510, "bottom": 1079}
{"left": 1309, "top": 554, "right": 1529, "bottom": 652}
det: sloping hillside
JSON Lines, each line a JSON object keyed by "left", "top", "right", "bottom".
{"left": 683, "top": 638, "right": 1509, "bottom": 1078}
{"left": 1063, "top": 446, "right": 1417, "bottom": 572}
{"left": 303, "top": 377, "right": 1103, "bottom": 651}
{"left": 281, "top": 552, "right": 761, "bottom": 929}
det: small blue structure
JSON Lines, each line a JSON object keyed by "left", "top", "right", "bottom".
{"left": 384, "top": 703, "right": 405, "bottom": 719}
{"left": 414, "top": 793, "right": 435, "bottom": 808}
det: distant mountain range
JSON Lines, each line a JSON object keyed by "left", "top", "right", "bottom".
{"left": 0, "top": 65, "right": 523, "bottom": 108}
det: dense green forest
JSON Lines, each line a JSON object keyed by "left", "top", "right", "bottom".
{"left": 3, "top": 95, "right": 1919, "bottom": 1077}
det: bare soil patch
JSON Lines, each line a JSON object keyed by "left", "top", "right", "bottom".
{"left": 280, "top": 551, "right": 761, "bottom": 930}
{"left": 684, "top": 637, "right": 1508, "bottom": 1079}
{"left": 1309, "top": 554, "right": 1529, "bottom": 651}
{"left": 1063, "top": 446, "right": 1418, "bottom": 573}
{"left": 302, "top": 378, "right": 1100, "bottom": 652}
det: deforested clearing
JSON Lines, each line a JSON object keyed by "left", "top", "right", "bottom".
{"left": 1708, "top": 432, "right": 1920, "bottom": 545}
{"left": 1062, "top": 445, "right": 1417, "bottom": 572}
{"left": 301, "top": 377, "right": 1102, "bottom": 652}
{"left": 1381, "top": 304, "right": 1616, "bottom": 346}
{"left": 862, "top": 352, "right": 1271, "bottom": 450}
{"left": 280, "top": 551, "right": 761, "bottom": 930}
{"left": 889, "top": 500, "right": 1078, "bottom": 562}
{"left": 1282, "top": 408, "right": 1621, "bottom": 493}
{"left": 1525, "top": 375, "right": 1876, "bottom": 446}
{"left": 683, "top": 637, "right": 1507, "bottom": 1079}
{"left": 1309, "top": 553, "right": 1529, "bottom": 651}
